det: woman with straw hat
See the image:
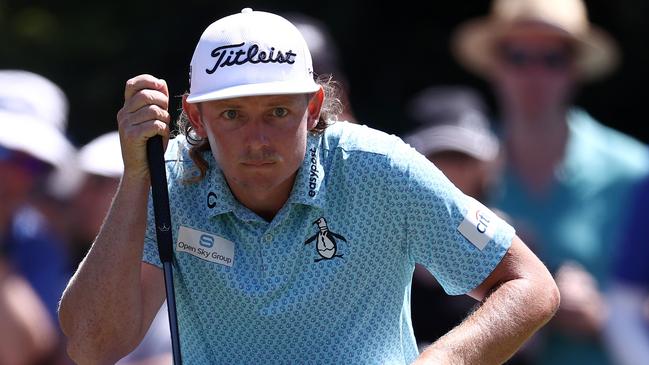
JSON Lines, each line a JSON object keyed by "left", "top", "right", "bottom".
{"left": 452, "top": 1, "right": 649, "bottom": 364}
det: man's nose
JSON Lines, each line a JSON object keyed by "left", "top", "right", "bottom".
{"left": 242, "top": 117, "right": 271, "bottom": 149}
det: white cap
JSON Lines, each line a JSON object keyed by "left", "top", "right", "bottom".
{"left": 403, "top": 86, "right": 499, "bottom": 162}
{"left": 186, "top": 8, "right": 320, "bottom": 103}
{"left": 404, "top": 119, "right": 500, "bottom": 162}
{"left": 78, "top": 131, "right": 124, "bottom": 178}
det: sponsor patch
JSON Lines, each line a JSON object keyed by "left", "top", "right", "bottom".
{"left": 176, "top": 226, "right": 234, "bottom": 267}
{"left": 457, "top": 201, "right": 498, "bottom": 251}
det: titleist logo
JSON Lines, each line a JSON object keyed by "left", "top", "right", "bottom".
{"left": 205, "top": 42, "right": 297, "bottom": 74}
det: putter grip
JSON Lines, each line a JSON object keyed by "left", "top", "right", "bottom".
{"left": 146, "top": 135, "right": 174, "bottom": 263}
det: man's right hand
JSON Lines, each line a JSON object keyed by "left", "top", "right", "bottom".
{"left": 117, "top": 74, "right": 170, "bottom": 181}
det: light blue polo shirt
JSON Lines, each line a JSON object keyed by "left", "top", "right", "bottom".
{"left": 142, "top": 121, "right": 515, "bottom": 364}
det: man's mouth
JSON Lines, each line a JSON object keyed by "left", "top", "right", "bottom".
{"left": 241, "top": 160, "right": 276, "bottom": 167}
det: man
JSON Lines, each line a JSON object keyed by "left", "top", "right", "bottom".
{"left": 0, "top": 70, "right": 74, "bottom": 363}
{"left": 452, "top": 0, "right": 649, "bottom": 364}
{"left": 59, "top": 9, "right": 559, "bottom": 364}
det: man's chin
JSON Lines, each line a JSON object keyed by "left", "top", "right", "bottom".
{"left": 233, "top": 175, "right": 282, "bottom": 192}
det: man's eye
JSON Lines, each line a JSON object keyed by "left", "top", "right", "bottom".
{"left": 221, "top": 110, "right": 238, "bottom": 120}
{"left": 272, "top": 107, "right": 288, "bottom": 118}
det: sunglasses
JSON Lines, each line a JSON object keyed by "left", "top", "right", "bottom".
{"left": 0, "top": 145, "right": 52, "bottom": 176}
{"left": 499, "top": 45, "right": 574, "bottom": 71}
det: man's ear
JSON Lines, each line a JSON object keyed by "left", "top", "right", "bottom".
{"left": 182, "top": 95, "right": 207, "bottom": 138}
{"left": 307, "top": 87, "right": 325, "bottom": 131}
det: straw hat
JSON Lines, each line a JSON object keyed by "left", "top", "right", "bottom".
{"left": 452, "top": 0, "right": 619, "bottom": 81}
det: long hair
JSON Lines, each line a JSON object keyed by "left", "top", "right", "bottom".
{"left": 177, "top": 74, "right": 342, "bottom": 182}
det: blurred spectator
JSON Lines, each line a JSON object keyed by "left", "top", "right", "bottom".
{"left": 67, "top": 132, "right": 172, "bottom": 365}
{"left": 404, "top": 86, "right": 499, "bottom": 201}
{"left": 403, "top": 86, "right": 498, "bottom": 346}
{"left": 0, "top": 70, "right": 74, "bottom": 321}
{"left": 284, "top": 12, "right": 357, "bottom": 122}
{"left": 0, "top": 70, "right": 75, "bottom": 363}
{"left": 67, "top": 132, "right": 123, "bottom": 265}
{"left": 605, "top": 176, "right": 649, "bottom": 365}
{"left": 452, "top": 0, "right": 649, "bottom": 364}
{"left": 0, "top": 258, "right": 57, "bottom": 365}
{"left": 404, "top": 86, "right": 536, "bottom": 364}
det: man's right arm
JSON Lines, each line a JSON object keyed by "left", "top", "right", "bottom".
{"left": 58, "top": 75, "right": 171, "bottom": 364}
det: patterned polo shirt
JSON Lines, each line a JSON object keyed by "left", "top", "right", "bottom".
{"left": 142, "top": 121, "right": 515, "bottom": 364}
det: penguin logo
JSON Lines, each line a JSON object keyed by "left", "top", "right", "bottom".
{"left": 207, "top": 192, "right": 217, "bottom": 209}
{"left": 304, "top": 217, "right": 348, "bottom": 262}
{"left": 158, "top": 224, "right": 170, "bottom": 232}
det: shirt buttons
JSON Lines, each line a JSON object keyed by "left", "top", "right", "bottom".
{"left": 264, "top": 234, "right": 273, "bottom": 242}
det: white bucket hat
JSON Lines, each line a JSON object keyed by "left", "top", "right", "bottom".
{"left": 0, "top": 70, "right": 74, "bottom": 169}
{"left": 186, "top": 8, "right": 320, "bottom": 103}
{"left": 0, "top": 70, "right": 69, "bottom": 131}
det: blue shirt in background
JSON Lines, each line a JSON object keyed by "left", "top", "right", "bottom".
{"left": 6, "top": 205, "right": 72, "bottom": 322}
{"left": 613, "top": 175, "right": 649, "bottom": 287}
{"left": 491, "top": 109, "right": 649, "bottom": 365}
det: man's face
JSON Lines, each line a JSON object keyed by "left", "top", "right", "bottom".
{"left": 185, "top": 91, "right": 322, "bottom": 199}
{"left": 492, "top": 31, "right": 577, "bottom": 119}
{"left": 0, "top": 148, "right": 50, "bottom": 230}
{"left": 71, "top": 174, "right": 120, "bottom": 242}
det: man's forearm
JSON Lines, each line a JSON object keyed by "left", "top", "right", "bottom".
{"left": 58, "top": 176, "right": 151, "bottom": 362}
{"left": 415, "top": 277, "right": 559, "bottom": 365}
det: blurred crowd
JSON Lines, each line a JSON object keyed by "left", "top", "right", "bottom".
{"left": 2, "top": 0, "right": 648, "bottom": 364}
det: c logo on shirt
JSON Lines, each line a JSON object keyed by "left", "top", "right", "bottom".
{"left": 207, "top": 192, "right": 217, "bottom": 209}
{"left": 476, "top": 210, "right": 491, "bottom": 233}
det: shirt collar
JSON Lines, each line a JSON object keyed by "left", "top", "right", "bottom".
{"left": 287, "top": 133, "right": 327, "bottom": 209}
{"left": 199, "top": 152, "right": 238, "bottom": 218}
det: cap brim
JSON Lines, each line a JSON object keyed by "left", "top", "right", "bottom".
{"left": 405, "top": 125, "right": 500, "bottom": 162}
{"left": 0, "top": 111, "right": 74, "bottom": 168}
{"left": 79, "top": 132, "right": 123, "bottom": 178}
{"left": 186, "top": 80, "right": 321, "bottom": 103}
{"left": 452, "top": 18, "right": 619, "bottom": 81}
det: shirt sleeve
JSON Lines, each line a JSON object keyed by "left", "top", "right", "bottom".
{"left": 397, "top": 143, "right": 516, "bottom": 295}
{"left": 142, "top": 191, "right": 163, "bottom": 269}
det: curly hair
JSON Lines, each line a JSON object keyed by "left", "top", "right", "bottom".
{"left": 177, "top": 74, "right": 342, "bottom": 183}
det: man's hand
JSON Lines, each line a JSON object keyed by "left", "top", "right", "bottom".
{"left": 116, "top": 74, "right": 171, "bottom": 181}
{"left": 553, "top": 262, "right": 607, "bottom": 337}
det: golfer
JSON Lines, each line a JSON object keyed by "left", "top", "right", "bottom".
{"left": 59, "top": 8, "right": 559, "bottom": 364}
